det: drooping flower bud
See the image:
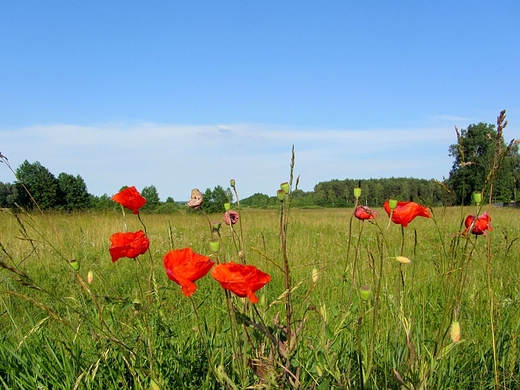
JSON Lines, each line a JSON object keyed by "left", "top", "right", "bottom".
{"left": 359, "top": 285, "right": 372, "bottom": 301}
{"left": 472, "top": 192, "right": 482, "bottom": 205}
{"left": 450, "top": 320, "right": 461, "bottom": 343}
{"left": 395, "top": 256, "right": 412, "bottom": 264}
{"left": 280, "top": 182, "right": 290, "bottom": 194}
{"left": 312, "top": 267, "right": 319, "bottom": 283}
{"left": 209, "top": 239, "right": 220, "bottom": 253}
{"left": 69, "top": 259, "right": 80, "bottom": 271}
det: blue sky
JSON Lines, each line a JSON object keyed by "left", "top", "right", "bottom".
{"left": 1, "top": 1, "right": 519, "bottom": 201}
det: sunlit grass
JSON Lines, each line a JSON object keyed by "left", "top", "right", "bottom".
{"left": 1, "top": 206, "right": 519, "bottom": 389}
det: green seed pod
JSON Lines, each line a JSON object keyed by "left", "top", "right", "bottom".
{"left": 354, "top": 187, "right": 362, "bottom": 198}
{"left": 69, "top": 259, "right": 80, "bottom": 271}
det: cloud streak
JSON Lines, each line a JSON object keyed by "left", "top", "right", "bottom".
{"left": 2, "top": 122, "right": 459, "bottom": 201}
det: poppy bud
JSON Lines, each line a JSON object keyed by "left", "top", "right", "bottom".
{"left": 354, "top": 187, "right": 362, "bottom": 198}
{"left": 450, "top": 320, "right": 461, "bottom": 343}
{"left": 230, "top": 179, "right": 236, "bottom": 188}
{"left": 280, "top": 182, "right": 290, "bottom": 194}
{"left": 472, "top": 192, "right": 482, "bottom": 205}
{"left": 395, "top": 256, "right": 411, "bottom": 264}
{"left": 239, "top": 250, "right": 245, "bottom": 259}
{"left": 312, "top": 268, "right": 319, "bottom": 283}
{"left": 359, "top": 285, "right": 372, "bottom": 301}
{"left": 69, "top": 259, "right": 80, "bottom": 271}
{"left": 87, "top": 270, "right": 94, "bottom": 284}
{"left": 224, "top": 202, "right": 231, "bottom": 211}
{"left": 277, "top": 189, "right": 286, "bottom": 201}
{"left": 209, "top": 239, "right": 220, "bottom": 253}
{"left": 212, "top": 221, "right": 221, "bottom": 233}
{"left": 389, "top": 199, "right": 398, "bottom": 210}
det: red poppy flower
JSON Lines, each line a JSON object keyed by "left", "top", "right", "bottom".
{"left": 354, "top": 205, "right": 377, "bottom": 221}
{"left": 163, "top": 248, "right": 215, "bottom": 297}
{"left": 109, "top": 230, "right": 150, "bottom": 262}
{"left": 112, "top": 186, "right": 147, "bottom": 214}
{"left": 463, "top": 211, "right": 492, "bottom": 236}
{"left": 211, "top": 262, "right": 271, "bottom": 304}
{"left": 383, "top": 201, "right": 431, "bottom": 227}
{"left": 223, "top": 210, "right": 239, "bottom": 225}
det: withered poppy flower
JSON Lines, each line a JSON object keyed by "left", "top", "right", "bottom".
{"left": 211, "top": 262, "right": 271, "bottom": 304}
{"left": 163, "top": 248, "right": 215, "bottom": 297}
{"left": 187, "top": 189, "right": 203, "bottom": 209}
{"left": 383, "top": 201, "right": 430, "bottom": 227}
{"left": 463, "top": 211, "right": 492, "bottom": 236}
{"left": 112, "top": 186, "right": 147, "bottom": 214}
{"left": 223, "top": 210, "right": 239, "bottom": 225}
{"left": 354, "top": 205, "right": 377, "bottom": 221}
{"left": 109, "top": 230, "right": 150, "bottom": 262}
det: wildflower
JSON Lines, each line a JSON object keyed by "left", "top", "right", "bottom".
{"left": 109, "top": 230, "right": 150, "bottom": 262}
{"left": 383, "top": 201, "right": 430, "bottom": 227}
{"left": 463, "top": 211, "right": 492, "bottom": 236}
{"left": 354, "top": 205, "right": 377, "bottom": 221}
{"left": 211, "top": 262, "right": 271, "bottom": 304}
{"left": 112, "top": 186, "right": 146, "bottom": 214}
{"left": 223, "top": 210, "right": 239, "bottom": 225}
{"left": 163, "top": 248, "right": 215, "bottom": 297}
{"left": 187, "top": 188, "right": 203, "bottom": 209}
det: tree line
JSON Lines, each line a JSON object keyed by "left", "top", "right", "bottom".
{"left": 1, "top": 116, "right": 518, "bottom": 212}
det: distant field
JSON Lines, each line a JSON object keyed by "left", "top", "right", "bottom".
{"left": 1, "top": 206, "right": 519, "bottom": 389}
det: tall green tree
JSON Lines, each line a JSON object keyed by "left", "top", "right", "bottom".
{"left": 141, "top": 185, "right": 160, "bottom": 211}
{"left": 201, "top": 185, "right": 229, "bottom": 214}
{"left": 57, "top": 173, "right": 91, "bottom": 211}
{"left": 0, "top": 182, "right": 17, "bottom": 208}
{"left": 447, "top": 116, "right": 518, "bottom": 205}
{"left": 15, "top": 160, "right": 61, "bottom": 210}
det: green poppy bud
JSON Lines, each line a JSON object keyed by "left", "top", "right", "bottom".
{"left": 359, "top": 285, "right": 372, "bottom": 301}
{"left": 472, "top": 192, "right": 482, "bottom": 205}
{"left": 277, "top": 189, "right": 286, "bottom": 201}
{"left": 209, "top": 240, "right": 220, "bottom": 253}
{"left": 69, "top": 259, "right": 80, "bottom": 271}
{"left": 230, "top": 179, "right": 236, "bottom": 188}
{"left": 354, "top": 187, "right": 362, "bottom": 198}
{"left": 389, "top": 199, "right": 398, "bottom": 210}
{"left": 224, "top": 202, "right": 231, "bottom": 211}
{"left": 280, "top": 182, "right": 290, "bottom": 194}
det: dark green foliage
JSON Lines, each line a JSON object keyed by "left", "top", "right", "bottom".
{"left": 0, "top": 182, "right": 17, "bottom": 208}
{"left": 14, "top": 160, "right": 62, "bottom": 210}
{"left": 141, "top": 185, "right": 161, "bottom": 211}
{"left": 200, "top": 185, "right": 231, "bottom": 214}
{"left": 447, "top": 122, "right": 519, "bottom": 205}
{"left": 57, "top": 172, "right": 91, "bottom": 211}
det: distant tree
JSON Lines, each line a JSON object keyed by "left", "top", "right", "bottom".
{"left": 90, "top": 194, "right": 115, "bottom": 211}
{"left": 447, "top": 117, "right": 518, "bottom": 204}
{"left": 0, "top": 182, "right": 17, "bottom": 208}
{"left": 15, "top": 160, "right": 61, "bottom": 210}
{"left": 57, "top": 173, "right": 91, "bottom": 211}
{"left": 201, "top": 185, "right": 229, "bottom": 213}
{"left": 141, "top": 185, "right": 160, "bottom": 211}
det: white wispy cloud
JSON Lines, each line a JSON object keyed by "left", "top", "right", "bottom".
{"left": 1, "top": 122, "right": 460, "bottom": 201}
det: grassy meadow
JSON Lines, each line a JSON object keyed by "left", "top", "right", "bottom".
{"left": 1, "top": 204, "right": 519, "bottom": 389}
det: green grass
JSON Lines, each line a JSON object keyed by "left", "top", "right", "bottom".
{"left": 1, "top": 206, "right": 519, "bottom": 389}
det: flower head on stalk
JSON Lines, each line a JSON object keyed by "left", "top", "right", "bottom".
{"left": 109, "top": 230, "right": 150, "bottom": 262}
{"left": 223, "top": 210, "right": 239, "bottom": 225}
{"left": 354, "top": 205, "right": 377, "bottom": 221}
{"left": 211, "top": 262, "right": 271, "bottom": 304}
{"left": 163, "top": 248, "right": 215, "bottom": 297}
{"left": 462, "top": 211, "right": 492, "bottom": 236}
{"left": 187, "top": 189, "right": 203, "bottom": 209}
{"left": 383, "top": 200, "right": 430, "bottom": 227}
{"left": 112, "top": 186, "right": 146, "bottom": 214}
